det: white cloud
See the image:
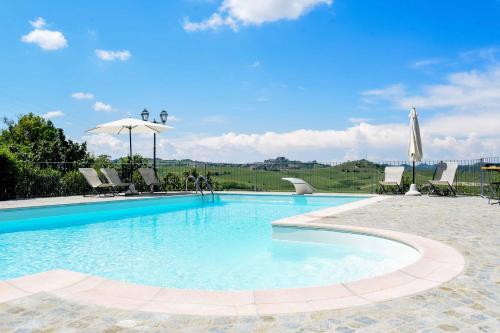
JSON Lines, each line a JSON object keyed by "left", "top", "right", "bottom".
{"left": 162, "top": 107, "right": 499, "bottom": 162}
{"left": 71, "top": 92, "right": 95, "bottom": 100}
{"left": 361, "top": 83, "right": 406, "bottom": 105}
{"left": 401, "top": 68, "right": 500, "bottom": 110}
{"left": 423, "top": 110, "right": 500, "bottom": 137}
{"left": 223, "top": 0, "right": 333, "bottom": 24}
{"left": 348, "top": 117, "right": 371, "bottom": 124}
{"left": 84, "top": 133, "right": 129, "bottom": 157}
{"left": 95, "top": 49, "right": 131, "bottom": 61}
{"left": 168, "top": 115, "right": 181, "bottom": 122}
{"left": 362, "top": 66, "right": 500, "bottom": 112}
{"left": 250, "top": 61, "right": 260, "bottom": 68}
{"left": 84, "top": 107, "right": 500, "bottom": 162}
{"left": 42, "top": 110, "right": 65, "bottom": 119}
{"left": 353, "top": 62, "right": 500, "bottom": 160}
{"left": 411, "top": 58, "right": 445, "bottom": 69}
{"left": 184, "top": 13, "right": 238, "bottom": 32}
{"left": 29, "top": 17, "right": 46, "bottom": 28}
{"left": 93, "top": 101, "right": 113, "bottom": 112}
{"left": 184, "top": 0, "right": 333, "bottom": 32}
{"left": 165, "top": 124, "right": 406, "bottom": 162}
{"left": 21, "top": 29, "right": 67, "bottom": 50}
{"left": 459, "top": 47, "right": 500, "bottom": 63}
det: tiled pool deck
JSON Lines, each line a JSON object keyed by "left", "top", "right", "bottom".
{"left": 0, "top": 195, "right": 499, "bottom": 332}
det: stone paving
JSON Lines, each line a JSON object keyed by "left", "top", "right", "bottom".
{"left": 0, "top": 195, "right": 499, "bottom": 332}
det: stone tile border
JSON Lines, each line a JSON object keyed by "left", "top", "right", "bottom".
{"left": 0, "top": 191, "right": 374, "bottom": 210}
{"left": 0, "top": 194, "right": 464, "bottom": 316}
{"left": 0, "top": 192, "right": 196, "bottom": 210}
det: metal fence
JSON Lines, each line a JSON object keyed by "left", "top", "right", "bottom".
{"left": 3, "top": 157, "right": 499, "bottom": 200}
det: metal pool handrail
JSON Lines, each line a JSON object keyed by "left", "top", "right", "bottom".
{"left": 197, "top": 175, "right": 214, "bottom": 202}
{"left": 185, "top": 175, "right": 199, "bottom": 193}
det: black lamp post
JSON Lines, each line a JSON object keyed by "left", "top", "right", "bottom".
{"left": 141, "top": 109, "right": 168, "bottom": 172}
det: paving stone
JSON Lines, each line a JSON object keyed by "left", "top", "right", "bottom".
{"left": 438, "top": 323, "right": 460, "bottom": 331}
{"left": 354, "top": 316, "right": 376, "bottom": 325}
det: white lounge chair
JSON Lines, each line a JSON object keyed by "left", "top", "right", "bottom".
{"left": 78, "top": 168, "right": 114, "bottom": 197}
{"left": 379, "top": 166, "right": 405, "bottom": 194}
{"left": 138, "top": 168, "right": 166, "bottom": 193}
{"left": 428, "top": 162, "right": 458, "bottom": 196}
{"left": 282, "top": 178, "right": 315, "bottom": 195}
{"left": 100, "top": 168, "right": 133, "bottom": 193}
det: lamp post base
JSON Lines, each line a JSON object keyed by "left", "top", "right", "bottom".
{"left": 405, "top": 183, "right": 422, "bottom": 196}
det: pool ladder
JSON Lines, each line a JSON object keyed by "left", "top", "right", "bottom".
{"left": 185, "top": 175, "right": 214, "bottom": 201}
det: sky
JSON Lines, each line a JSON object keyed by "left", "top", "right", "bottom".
{"left": 0, "top": 0, "right": 499, "bottom": 162}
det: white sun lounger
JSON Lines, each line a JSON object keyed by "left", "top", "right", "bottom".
{"left": 100, "top": 168, "right": 135, "bottom": 194}
{"left": 282, "top": 178, "right": 315, "bottom": 195}
{"left": 78, "top": 168, "right": 114, "bottom": 197}
{"left": 138, "top": 168, "right": 166, "bottom": 193}
{"left": 428, "top": 162, "right": 458, "bottom": 196}
{"left": 379, "top": 166, "right": 405, "bottom": 194}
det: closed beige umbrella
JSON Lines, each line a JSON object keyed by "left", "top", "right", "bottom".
{"left": 406, "top": 108, "right": 423, "bottom": 196}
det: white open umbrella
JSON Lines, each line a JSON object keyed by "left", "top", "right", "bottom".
{"left": 406, "top": 107, "right": 423, "bottom": 196}
{"left": 87, "top": 118, "right": 173, "bottom": 177}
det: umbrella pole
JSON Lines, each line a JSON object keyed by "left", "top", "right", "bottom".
{"left": 129, "top": 127, "right": 133, "bottom": 182}
{"left": 153, "top": 133, "right": 156, "bottom": 173}
{"left": 412, "top": 160, "right": 415, "bottom": 184}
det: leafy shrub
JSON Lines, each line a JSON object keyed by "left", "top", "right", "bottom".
{"left": 132, "top": 170, "right": 148, "bottom": 192}
{"left": 0, "top": 147, "right": 20, "bottom": 200}
{"left": 19, "top": 165, "right": 62, "bottom": 197}
{"left": 204, "top": 172, "right": 219, "bottom": 190}
{"left": 164, "top": 172, "right": 183, "bottom": 191}
{"left": 61, "top": 170, "right": 90, "bottom": 195}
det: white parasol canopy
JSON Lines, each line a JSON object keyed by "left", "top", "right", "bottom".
{"left": 87, "top": 117, "right": 172, "bottom": 135}
{"left": 408, "top": 107, "right": 423, "bottom": 162}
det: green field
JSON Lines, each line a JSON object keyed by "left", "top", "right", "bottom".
{"left": 152, "top": 160, "right": 485, "bottom": 195}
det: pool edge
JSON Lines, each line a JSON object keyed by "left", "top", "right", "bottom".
{"left": 0, "top": 194, "right": 465, "bottom": 316}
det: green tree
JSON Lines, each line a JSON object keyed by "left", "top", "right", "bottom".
{"left": 0, "top": 113, "right": 91, "bottom": 163}
{"left": 92, "top": 154, "right": 114, "bottom": 169}
{"left": 0, "top": 114, "right": 93, "bottom": 200}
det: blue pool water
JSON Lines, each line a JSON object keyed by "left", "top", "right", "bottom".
{"left": 0, "top": 194, "right": 419, "bottom": 290}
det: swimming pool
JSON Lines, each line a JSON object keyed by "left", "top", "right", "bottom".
{"left": 0, "top": 194, "right": 419, "bottom": 290}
